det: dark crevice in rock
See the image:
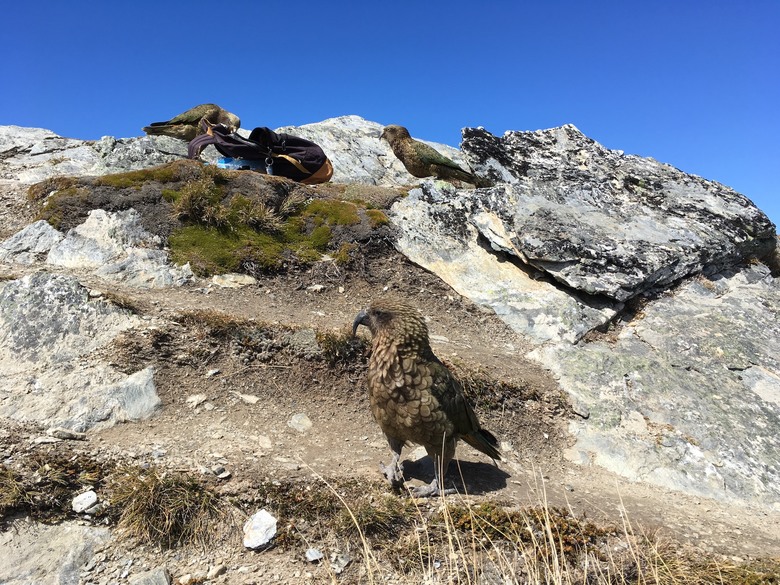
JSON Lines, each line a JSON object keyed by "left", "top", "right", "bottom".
{"left": 474, "top": 232, "right": 622, "bottom": 317}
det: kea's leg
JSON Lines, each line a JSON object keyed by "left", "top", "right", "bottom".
{"left": 411, "top": 440, "right": 457, "bottom": 497}
{"left": 380, "top": 435, "right": 405, "bottom": 488}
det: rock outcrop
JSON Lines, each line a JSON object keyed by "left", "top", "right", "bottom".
{"left": 459, "top": 124, "right": 775, "bottom": 301}
{"left": 0, "top": 125, "right": 187, "bottom": 185}
{"left": 392, "top": 124, "right": 779, "bottom": 505}
{"left": 1, "top": 211, "right": 193, "bottom": 288}
{"left": 276, "top": 115, "right": 468, "bottom": 186}
{"left": 0, "top": 116, "right": 464, "bottom": 190}
{"left": 532, "top": 263, "right": 780, "bottom": 504}
{"left": 0, "top": 520, "right": 110, "bottom": 585}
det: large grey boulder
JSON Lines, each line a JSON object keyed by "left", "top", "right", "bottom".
{"left": 0, "top": 219, "right": 64, "bottom": 264}
{"left": 460, "top": 124, "right": 776, "bottom": 301}
{"left": 391, "top": 183, "right": 620, "bottom": 344}
{"left": 531, "top": 264, "right": 780, "bottom": 505}
{"left": 0, "top": 272, "right": 160, "bottom": 431}
{"left": 47, "top": 208, "right": 162, "bottom": 268}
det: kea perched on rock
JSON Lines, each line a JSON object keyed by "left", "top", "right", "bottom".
{"left": 142, "top": 103, "right": 240, "bottom": 141}
{"left": 353, "top": 298, "right": 501, "bottom": 497}
{"left": 380, "top": 124, "right": 491, "bottom": 187}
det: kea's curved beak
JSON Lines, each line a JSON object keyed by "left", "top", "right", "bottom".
{"left": 352, "top": 309, "right": 369, "bottom": 337}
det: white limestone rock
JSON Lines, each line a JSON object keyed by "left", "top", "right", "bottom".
{"left": 0, "top": 273, "right": 160, "bottom": 431}
{"left": 0, "top": 220, "right": 64, "bottom": 264}
{"left": 71, "top": 490, "right": 98, "bottom": 513}
{"left": 47, "top": 208, "right": 159, "bottom": 268}
{"left": 0, "top": 519, "right": 110, "bottom": 585}
{"left": 243, "top": 509, "right": 277, "bottom": 549}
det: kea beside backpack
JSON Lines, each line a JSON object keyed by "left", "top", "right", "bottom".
{"left": 188, "top": 123, "right": 333, "bottom": 184}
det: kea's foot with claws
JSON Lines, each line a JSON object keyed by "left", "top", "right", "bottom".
{"left": 380, "top": 460, "right": 405, "bottom": 488}
{"left": 410, "top": 479, "right": 457, "bottom": 498}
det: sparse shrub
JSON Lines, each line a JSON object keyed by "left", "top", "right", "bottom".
{"left": 229, "top": 195, "right": 283, "bottom": 232}
{"left": 172, "top": 177, "right": 223, "bottom": 223}
{"left": 335, "top": 493, "right": 413, "bottom": 540}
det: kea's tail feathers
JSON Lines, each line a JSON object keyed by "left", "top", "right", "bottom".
{"left": 142, "top": 123, "right": 169, "bottom": 135}
{"left": 463, "top": 428, "right": 501, "bottom": 461}
{"left": 454, "top": 168, "right": 494, "bottom": 188}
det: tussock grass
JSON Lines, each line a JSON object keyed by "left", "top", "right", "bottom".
{"left": 109, "top": 466, "right": 228, "bottom": 549}
{"left": 0, "top": 465, "right": 30, "bottom": 516}
{"left": 171, "top": 176, "right": 224, "bottom": 224}
{"left": 320, "top": 475, "right": 780, "bottom": 584}
{"left": 230, "top": 195, "right": 283, "bottom": 232}
{"left": 98, "top": 290, "right": 145, "bottom": 314}
{"left": 173, "top": 308, "right": 258, "bottom": 337}
{"left": 3, "top": 447, "right": 778, "bottom": 581}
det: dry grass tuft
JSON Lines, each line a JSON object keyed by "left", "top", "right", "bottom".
{"left": 110, "top": 466, "right": 228, "bottom": 549}
{"left": 0, "top": 451, "right": 112, "bottom": 524}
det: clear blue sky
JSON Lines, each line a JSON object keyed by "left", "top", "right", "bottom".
{"left": 2, "top": 1, "right": 778, "bottom": 229}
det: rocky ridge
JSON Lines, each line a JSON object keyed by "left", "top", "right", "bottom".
{"left": 1, "top": 115, "right": 779, "bottom": 583}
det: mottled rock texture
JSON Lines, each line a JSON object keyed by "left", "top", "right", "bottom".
{"left": 460, "top": 124, "right": 775, "bottom": 301}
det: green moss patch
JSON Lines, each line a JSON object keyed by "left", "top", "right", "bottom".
{"left": 366, "top": 209, "right": 389, "bottom": 227}
{"left": 169, "top": 194, "right": 377, "bottom": 276}
{"left": 302, "top": 199, "right": 361, "bottom": 226}
{"left": 93, "top": 165, "right": 179, "bottom": 188}
{"left": 169, "top": 224, "right": 285, "bottom": 274}
{"left": 26, "top": 159, "right": 399, "bottom": 276}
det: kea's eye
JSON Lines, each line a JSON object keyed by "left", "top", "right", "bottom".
{"left": 372, "top": 309, "right": 391, "bottom": 323}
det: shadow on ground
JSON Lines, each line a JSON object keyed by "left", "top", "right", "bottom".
{"left": 402, "top": 456, "right": 510, "bottom": 496}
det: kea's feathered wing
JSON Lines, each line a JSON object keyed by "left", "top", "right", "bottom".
{"left": 380, "top": 124, "right": 491, "bottom": 187}
{"left": 353, "top": 298, "right": 500, "bottom": 497}
{"left": 142, "top": 103, "right": 240, "bottom": 142}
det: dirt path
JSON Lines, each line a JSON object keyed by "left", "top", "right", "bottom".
{"left": 6, "top": 249, "right": 774, "bottom": 560}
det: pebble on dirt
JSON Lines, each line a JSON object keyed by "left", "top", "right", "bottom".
{"left": 72, "top": 490, "right": 98, "bottom": 513}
